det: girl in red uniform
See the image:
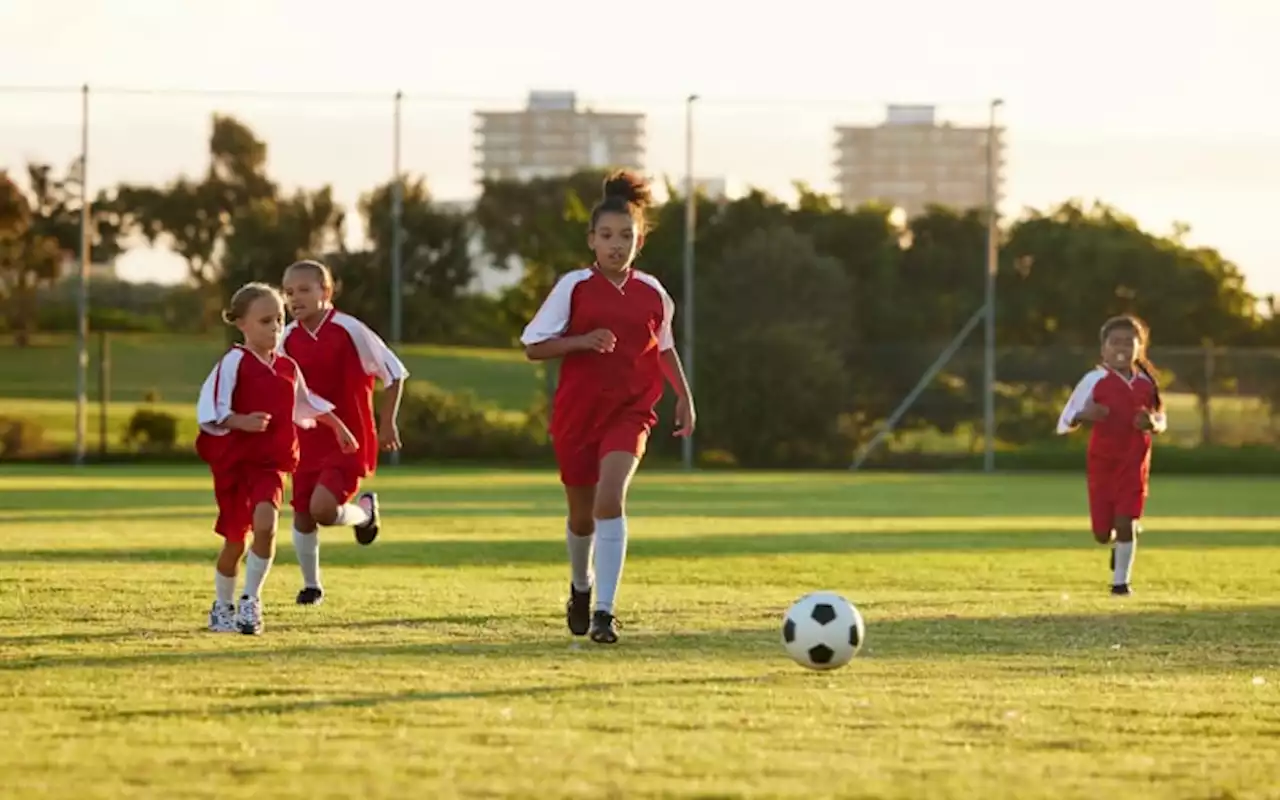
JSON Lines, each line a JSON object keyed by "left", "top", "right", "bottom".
{"left": 521, "top": 171, "right": 696, "bottom": 644}
{"left": 280, "top": 260, "right": 409, "bottom": 606}
{"left": 1057, "top": 315, "right": 1167, "bottom": 596}
{"left": 196, "top": 283, "right": 359, "bottom": 635}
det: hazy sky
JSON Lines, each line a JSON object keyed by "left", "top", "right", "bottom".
{"left": 2, "top": 0, "right": 1277, "bottom": 294}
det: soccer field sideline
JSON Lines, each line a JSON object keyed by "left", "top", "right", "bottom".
{"left": 1, "top": 468, "right": 1277, "bottom": 799}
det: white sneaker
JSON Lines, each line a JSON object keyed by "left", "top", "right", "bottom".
{"left": 208, "top": 601, "right": 236, "bottom": 633}
{"left": 235, "top": 594, "right": 263, "bottom": 635}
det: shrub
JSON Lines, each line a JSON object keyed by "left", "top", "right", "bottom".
{"left": 0, "top": 416, "right": 46, "bottom": 459}
{"left": 123, "top": 408, "right": 178, "bottom": 451}
{"left": 396, "top": 383, "right": 548, "bottom": 462}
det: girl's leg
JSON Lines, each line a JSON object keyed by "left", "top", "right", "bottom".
{"left": 564, "top": 484, "right": 597, "bottom": 636}
{"left": 589, "top": 450, "right": 641, "bottom": 644}
{"left": 211, "top": 539, "right": 245, "bottom": 632}
{"left": 237, "top": 502, "right": 279, "bottom": 635}
{"left": 1111, "top": 515, "right": 1139, "bottom": 594}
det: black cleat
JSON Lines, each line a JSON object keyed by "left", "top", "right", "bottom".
{"left": 353, "top": 492, "right": 379, "bottom": 546}
{"left": 588, "top": 610, "right": 619, "bottom": 644}
{"left": 296, "top": 586, "right": 325, "bottom": 606}
{"left": 566, "top": 584, "right": 592, "bottom": 636}
{"left": 1111, "top": 583, "right": 1132, "bottom": 596}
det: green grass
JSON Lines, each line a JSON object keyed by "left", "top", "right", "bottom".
{"left": 0, "top": 334, "right": 542, "bottom": 410}
{"left": 1, "top": 468, "right": 1278, "bottom": 798}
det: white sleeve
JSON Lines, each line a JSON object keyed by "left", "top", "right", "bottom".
{"left": 291, "top": 361, "right": 335, "bottom": 429}
{"left": 656, "top": 284, "right": 676, "bottom": 352}
{"left": 333, "top": 314, "right": 409, "bottom": 386}
{"left": 633, "top": 272, "right": 676, "bottom": 351}
{"left": 195, "top": 350, "right": 244, "bottom": 436}
{"left": 520, "top": 274, "right": 578, "bottom": 345}
{"left": 1056, "top": 369, "right": 1104, "bottom": 435}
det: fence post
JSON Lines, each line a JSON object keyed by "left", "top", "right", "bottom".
{"left": 98, "top": 330, "right": 110, "bottom": 458}
{"left": 1201, "top": 341, "right": 1215, "bottom": 446}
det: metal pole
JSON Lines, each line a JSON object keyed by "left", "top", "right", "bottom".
{"left": 982, "top": 98, "right": 1003, "bottom": 473}
{"left": 99, "top": 330, "right": 110, "bottom": 458}
{"left": 389, "top": 90, "right": 404, "bottom": 467}
{"left": 853, "top": 306, "right": 987, "bottom": 471}
{"left": 74, "top": 83, "right": 90, "bottom": 466}
{"left": 681, "top": 94, "right": 698, "bottom": 472}
{"left": 390, "top": 90, "right": 404, "bottom": 345}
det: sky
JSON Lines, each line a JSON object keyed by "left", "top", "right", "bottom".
{"left": 1, "top": 0, "right": 1277, "bottom": 294}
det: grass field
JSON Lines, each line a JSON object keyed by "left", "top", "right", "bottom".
{"left": 1, "top": 467, "right": 1277, "bottom": 799}
{"left": 0, "top": 335, "right": 542, "bottom": 409}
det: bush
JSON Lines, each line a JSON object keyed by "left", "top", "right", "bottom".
{"left": 0, "top": 416, "right": 46, "bottom": 458}
{"left": 123, "top": 409, "right": 178, "bottom": 451}
{"left": 396, "top": 383, "right": 548, "bottom": 462}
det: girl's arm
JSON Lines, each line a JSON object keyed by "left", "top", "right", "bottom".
{"left": 316, "top": 411, "right": 359, "bottom": 453}
{"left": 660, "top": 348, "right": 696, "bottom": 437}
{"left": 659, "top": 348, "right": 692, "bottom": 401}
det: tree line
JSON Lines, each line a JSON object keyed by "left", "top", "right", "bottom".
{"left": 3, "top": 114, "right": 1278, "bottom": 467}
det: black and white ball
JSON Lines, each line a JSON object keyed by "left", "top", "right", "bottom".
{"left": 781, "top": 592, "right": 865, "bottom": 670}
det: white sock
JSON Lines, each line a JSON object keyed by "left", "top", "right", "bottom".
{"left": 243, "top": 551, "right": 274, "bottom": 599}
{"left": 1113, "top": 540, "right": 1136, "bottom": 586}
{"left": 566, "top": 525, "right": 594, "bottom": 592}
{"left": 593, "top": 516, "right": 628, "bottom": 614}
{"left": 215, "top": 570, "right": 237, "bottom": 606}
{"left": 332, "top": 502, "right": 371, "bottom": 527}
{"left": 293, "top": 528, "right": 321, "bottom": 588}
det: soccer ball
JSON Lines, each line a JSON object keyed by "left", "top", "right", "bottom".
{"left": 781, "top": 592, "right": 865, "bottom": 671}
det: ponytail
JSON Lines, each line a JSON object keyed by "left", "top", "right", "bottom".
{"left": 1136, "top": 357, "right": 1164, "bottom": 411}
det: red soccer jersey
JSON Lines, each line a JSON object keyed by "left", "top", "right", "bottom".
{"left": 521, "top": 267, "right": 675, "bottom": 443}
{"left": 280, "top": 309, "right": 409, "bottom": 476}
{"left": 1057, "top": 366, "right": 1167, "bottom": 462}
{"left": 195, "top": 346, "right": 335, "bottom": 472}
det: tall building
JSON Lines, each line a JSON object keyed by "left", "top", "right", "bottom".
{"left": 474, "top": 90, "right": 645, "bottom": 182}
{"left": 833, "top": 104, "right": 1004, "bottom": 217}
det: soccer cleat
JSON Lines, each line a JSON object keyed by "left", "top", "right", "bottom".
{"left": 588, "top": 610, "right": 619, "bottom": 644}
{"left": 296, "top": 586, "right": 325, "bottom": 606}
{"left": 353, "top": 492, "right": 380, "bottom": 546}
{"left": 566, "top": 583, "right": 592, "bottom": 636}
{"left": 208, "top": 601, "right": 237, "bottom": 633}
{"left": 1111, "top": 583, "right": 1132, "bottom": 597}
{"left": 236, "top": 594, "right": 264, "bottom": 635}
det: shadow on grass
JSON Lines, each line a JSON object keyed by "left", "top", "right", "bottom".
{"left": 102, "top": 674, "right": 771, "bottom": 721}
{"left": 7, "top": 605, "right": 1278, "bottom": 680}
{"left": 3, "top": 527, "right": 1277, "bottom": 569}
{"left": 0, "top": 614, "right": 526, "bottom": 647}
{"left": 6, "top": 474, "right": 1277, "bottom": 521}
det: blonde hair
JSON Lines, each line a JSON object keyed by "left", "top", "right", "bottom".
{"left": 283, "top": 259, "right": 336, "bottom": 293}
{"left": 221, "top": 282, "right": 284, "bottom": 325}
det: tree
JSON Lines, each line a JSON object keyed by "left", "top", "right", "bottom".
{"left": 106, "top": 115, "right": 276, "bottom": 328}
{"left": 695, "top": 226, "right": 853, "bottom": 467}
{"left": 0, "top": 163, "right": 122, "bottom": 345}
{"left": 345, "top": 176, "right": 474, "bottom": 342}
{"left": 219, "top": 186, "right": 345, "bottom": 323}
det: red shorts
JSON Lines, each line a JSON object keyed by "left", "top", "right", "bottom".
{"left": 554, "top": 420, "right": 650, "bottom": 487}
{"left": 291, "top": 455, "right": 364, "bottom": 514}
{"left": 212, "top": 466, "right": 285, "bottom": 542}
{"left": 1086, "top": 460, "right": 1148, "bottom": 536}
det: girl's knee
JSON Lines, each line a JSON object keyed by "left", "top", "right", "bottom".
{"left": 309, "top": 495, "right": 338, "bottom": 526}
{"left": 593, "top": 494, "right": 625, "bottom": 520}
{"left": 567, "top": 512, "right": 595, "bottom": 536}
{"left": 1114, "top": 519, "right": 1137, "bottom": 542}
